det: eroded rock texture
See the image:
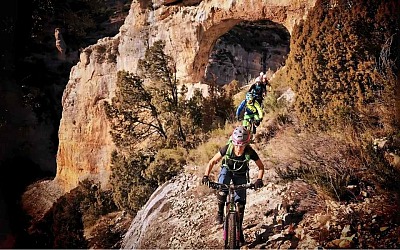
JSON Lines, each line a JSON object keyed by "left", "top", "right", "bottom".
{"left": 55, "top": 0, "right": 316, "bottom": 192}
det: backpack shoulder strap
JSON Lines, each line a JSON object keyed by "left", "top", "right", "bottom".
{"left": 244, "top": 146, "right": 251, "bottom": 161}
{"left": 226, "top": 142, "right": 251, "bottom": 161}
{"left": 226, "top": 141, "right": 234, "bottom": 158}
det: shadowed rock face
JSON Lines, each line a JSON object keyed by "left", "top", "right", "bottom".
{"left": 206, "top": 20, "right": 290, "bottom": 85}
{"left": 54, "top": 0, "right": 316, "bottom": 192}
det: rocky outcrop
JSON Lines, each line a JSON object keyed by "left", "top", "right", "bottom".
{"left": 118, "top": 0, "right": 315, "bottom": 83}
{"left": 121, "top": 168, "right": 400, "bottom": 249}
{"left": 55, "top": 0, "right": 316, "bottom": 191}
{"left": 55, "top": 38, "right": 119, "bottom": 191}
{"left": 55, "top": 28, "right": 67, "bottom": 60}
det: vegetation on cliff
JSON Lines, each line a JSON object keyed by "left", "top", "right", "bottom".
{"left": 280, "top": 0, "right": 400, "bottom": 195}
{"left": 104, "top": 40, "right": 236, "bottom": 214}
{"left": 21, "top": 0, "right": 400, "bottom": 248}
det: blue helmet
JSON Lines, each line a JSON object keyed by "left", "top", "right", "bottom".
{"left": 246, "top": 92, "right": 254, "bottom": 101}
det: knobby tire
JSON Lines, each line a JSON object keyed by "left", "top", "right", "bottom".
{"left": 226, "top": 212, "right": 238, "bottom": 249}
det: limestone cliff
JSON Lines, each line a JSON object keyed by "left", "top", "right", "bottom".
{"left": 55, "top": 0, "right": 316, "bottom": 192}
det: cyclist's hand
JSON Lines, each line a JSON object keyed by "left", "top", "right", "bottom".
{"left": 254, "top": 119, "right": 261, "bottom": 126}
{"left": 202, "top": 175, "right": 210, "bottom": 186}
{"left": 254, "top": 179, "right": 264, "bottom": 190}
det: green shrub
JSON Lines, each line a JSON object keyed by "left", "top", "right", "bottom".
{"left": 109, "top": 151, "right": 156, "bottom": 215}
{"left": 128, "top": 184, "right": 155, "bottom": 212}
{"left": 143, "top": 147, "right": 187, "bottom": 185}
{"left": 79, "top": 179, "right": 118, "bottom": 229}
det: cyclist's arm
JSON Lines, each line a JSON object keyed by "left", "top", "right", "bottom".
{"left": 236, "top": 100, "right": 245, "bottom": 117}
{"left": 204, "top": 152, "right": 223, "bottom": 176}
{"left": 248, "top": 84, "right": 255, "bottom": 92}
{"left": 254, "top": 159, "right": 265, "bottom": 180}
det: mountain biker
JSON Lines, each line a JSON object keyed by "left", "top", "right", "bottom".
{"left": 235, "top": 92, "right": 263, "bottom": 134}
{"left": 248, "top": 78, "right": 267, "bottom": 106}
{"left": 262, "top": 74, "right": 272, "bottom": 93}
{"left": 254, "top": 71, "right": 264, "bottom": 82}
{"left": 202, "top": 125, "right": 265, "bottom": 244}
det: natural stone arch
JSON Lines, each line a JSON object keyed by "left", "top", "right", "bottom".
{"left": 191, "top": 19, "right": 242, "bottom": 83}
{"left": 174, "top": 1, "right": 316, "bottom": 83}
{"left": 203, "top": 19, "right": 290, "bottom": 85}
{"left": 118, "top": 0, "right": 316, "bottom": 83}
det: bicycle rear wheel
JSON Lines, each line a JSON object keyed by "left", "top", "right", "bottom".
{"left": 225, "top": 212, "right": 238, "bottom": 249}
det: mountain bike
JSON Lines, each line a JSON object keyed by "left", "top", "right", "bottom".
{"left": 245, "top": 117, "right": 256, "bottom": 134}
{"left": 208, "top": 181, "right": 255, "bottom": 249}
{"left": 243, "top": 117, "right": 259, "bottom": 141}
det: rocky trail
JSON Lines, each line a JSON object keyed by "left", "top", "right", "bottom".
{"left": 121, "top": 119, "right": 400, "bottom": 249}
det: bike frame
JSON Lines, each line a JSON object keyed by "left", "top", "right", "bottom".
{"left": 209, "top": 181, "right": 254, "bottom": 249}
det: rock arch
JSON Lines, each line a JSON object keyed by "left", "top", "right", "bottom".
{"left": 118, "top": 0, "right": 316, "bottom": 83}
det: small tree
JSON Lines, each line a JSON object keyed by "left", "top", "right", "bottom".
{"left": 104, "top": 71, "right": 167, "bottom": 151}
{"left": 138, "top": 40, "right": 188, "bottom": 146}
{"left": 202, "top": 80, "right": 235, "bottom": 130}
{"left": 286, "top": 0, "right": 399, "bottom": 136}
{"left": 105, "top": 40, "right": 217, "bottom": 149}
{"left": 143, "top": 147, "right": 187, "bottom": 185}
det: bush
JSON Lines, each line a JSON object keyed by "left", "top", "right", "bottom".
{"left": 109, "top": 151, "right": 156, "bottom": 215}
{"left": 143, "top": 147, "right": 187, "bottom": 185}
{"left": 286, "top": 0, "right": 399, "bottom": 135}
{"left": 79, "top": 179, "right": 118, "bottom": 229}
{"left": 275, "top": 133, "right": 358, "bottom": 201}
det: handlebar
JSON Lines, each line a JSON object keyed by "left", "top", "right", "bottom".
{"left": 208, "top": 181, "right": 255, "bottom": 191}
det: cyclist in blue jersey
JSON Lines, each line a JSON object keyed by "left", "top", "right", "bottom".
{"left": 235, "top": 92, "right": 263, "bottom": 134}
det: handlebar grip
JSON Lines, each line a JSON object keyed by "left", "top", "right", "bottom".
{"left": 207, "top": 181, "right": 255, "bottom": 190}
{"left": 208, "top": 181, "right": 224, "bottom": 190}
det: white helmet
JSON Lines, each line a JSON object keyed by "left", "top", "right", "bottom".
{"left": 232, "top": 126, "right": 251, "bottom": 146}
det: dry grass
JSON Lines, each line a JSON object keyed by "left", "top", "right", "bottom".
{"left": 186, "top": 125, "right": 236, "bottom": 179}
{"left": 271, "top": 130, "right": 362, "bottom": 200}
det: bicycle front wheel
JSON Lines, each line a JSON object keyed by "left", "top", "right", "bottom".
{"left": 225, "top": 212, "right": 238, "bottom": 249}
